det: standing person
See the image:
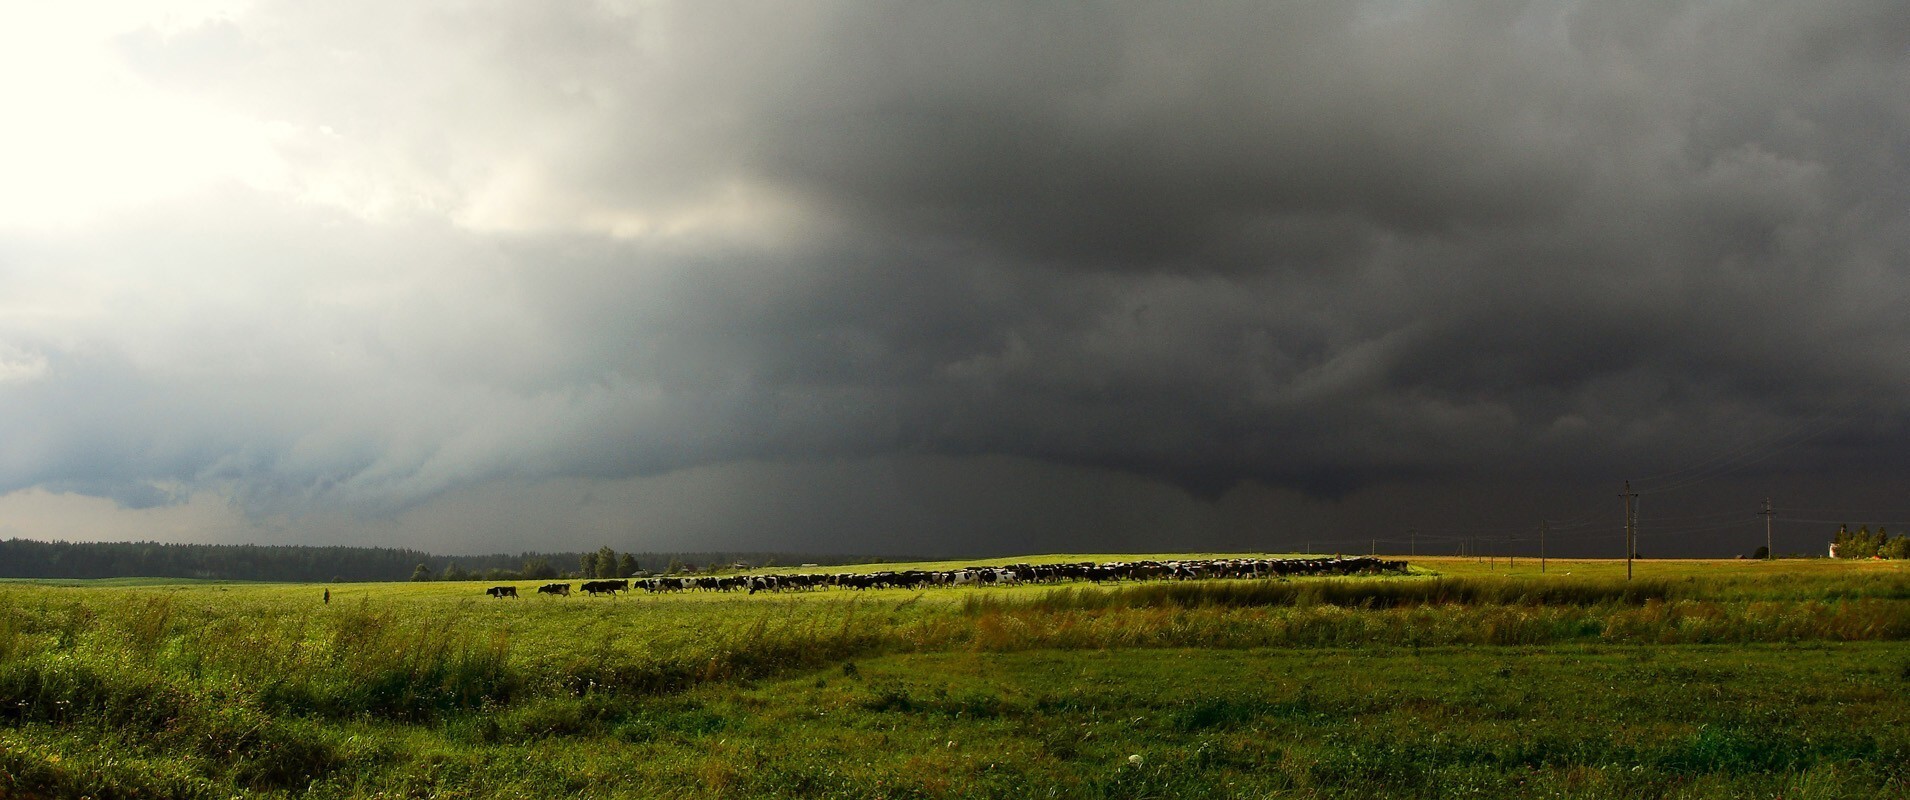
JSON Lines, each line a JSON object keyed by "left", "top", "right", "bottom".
{"left": 324, "top": 588, "right": 330, "bottom": 604}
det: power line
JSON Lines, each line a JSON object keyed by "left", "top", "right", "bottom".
{"left": 1626, "top": 508, "right": 1762, "bottom": 523}
{"left": 1777, "top": 517, "right": 1910, "bottom": 527}
{"left": 1775, "top": 506, "right": 1910, "bottom": 516}
{"left": 1634, "top": 415, "right": 1841, "bottom": 497}
{"left": 1631, "top": 413, "right": 1836, "bottom": 490}
{"left": 1631, "top": 518, "right": 1762, "bottom": 536}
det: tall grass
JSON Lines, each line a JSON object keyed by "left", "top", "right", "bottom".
{"left": 962, "top": 576, "right": 1680, "bottom": 613}
{"left": 946, "top": 575, "right": 1910, "bottom": 651}
{"left": 0, "top": 573, "right": 1907, "bottom": 797}
{"left": 0, "top": 575, "right": 1905, "bottom": 730}
{"left": 534, "top": 602, "right": 920, "bottom": 698}
{"left": 0, "top": 605, "right": 19, "bottom": 663}
{"left": 3, "top": 576, "right": 1906, "bottom": 733}
{"left": 258, "top": 599, "right": 519, "bottom": 719}
{"left": 0, "top": 591, "right": 933, "bottom": 727}
{"left": 120, "top": 593, "right": 174, "bottom": 658}
{"left": 1684, "top": 571, "right": 1910, "bottom": 601}
{"left": 957, "top": 598, "right": 1910, "bottom": 651}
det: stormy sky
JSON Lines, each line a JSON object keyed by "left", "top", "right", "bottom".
{"left": 2, "top": 1, "right": 1907, "bottom": 558}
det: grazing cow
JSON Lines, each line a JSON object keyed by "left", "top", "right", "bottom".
{"left": 580, "top": 580, "right": 627, "bottom": 596}
{"left": 536, "top": 582, "right": 570, "bottom": 596}
{"left": 539, "top": 556, "right": 1412, "bottom": 599}
{"left": 485, "top": 586, "right": 519, "bottom": 598}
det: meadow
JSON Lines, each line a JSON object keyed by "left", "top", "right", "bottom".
{"left": 0, "top": 556, "right": 1904, "bottom": 798}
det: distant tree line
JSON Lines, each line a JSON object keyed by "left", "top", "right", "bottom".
{"left": 411, "top": 548, "right": 881, "bottom": 582}
{"left": 0, "top": 539, "right": 446, "bottom": 582}
{"left": 1830, "top": 525, "right": 1910, "bottom": 559}
{"left": 0, "top": 538, "right": 898, "bottom": 582}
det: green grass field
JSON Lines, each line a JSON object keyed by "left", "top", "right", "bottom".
{"left": 0, "top": 556, "right": 1904, "bottom": 798}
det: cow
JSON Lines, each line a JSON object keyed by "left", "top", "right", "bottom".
{"left": 485, "top": 586, "right": 519, "bottom": 598}
{"left": 503, "top": 556, "right": 1416, "bottom": 600}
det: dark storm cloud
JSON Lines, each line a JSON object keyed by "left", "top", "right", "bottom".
{"left": 3, "top": 1, "right": 1906, "bottom": 554}
{"left": 750, "top": 4, "right": 1597, "bottom": 266}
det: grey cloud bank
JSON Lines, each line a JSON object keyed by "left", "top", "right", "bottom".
{"left": 2, "top": 2, "right": 1906, "bottom": 556}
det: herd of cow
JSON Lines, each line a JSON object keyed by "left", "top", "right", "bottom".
{"left": 480, "top": 556, "right": 1410, "bottom": 598}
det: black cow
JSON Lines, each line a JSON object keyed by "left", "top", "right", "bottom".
{"left": 536, "top": 582, "right": 570, "bottom": 596}
{"left": 485, "top": 586, "right": 519, "bottom": 598}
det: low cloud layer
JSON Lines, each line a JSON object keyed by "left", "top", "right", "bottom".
{"left": 2, "top": 2, "right": 1906, "bottom": 555}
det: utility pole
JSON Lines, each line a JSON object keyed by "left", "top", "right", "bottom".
{"left": 1540, "top": 520, "right": 1548, "bottom": 574}
{"left": 1760, "top": 498, "right": 1775, "bottom": 560}
{"left": 1409, "top": 528, "right": 1417, "bottom": 557}
{"left": 1620, "top": 481, "right": 1638, "bottom": 580}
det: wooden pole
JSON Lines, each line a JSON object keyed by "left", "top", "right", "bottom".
{"left": 1760, "top": 498, "right": 1775, "bottom": 559}
{"left": 1621, "top": 481, "right": 1637, "bottom": 580}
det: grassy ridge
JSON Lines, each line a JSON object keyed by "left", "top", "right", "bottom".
{"left": 966, "top": 575, "right": 1687, "bottom": 610}
{"left": 0, "top": 559, "right": 1905, "bottom": 797}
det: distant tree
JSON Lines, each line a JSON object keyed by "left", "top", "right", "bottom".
{"left": 441, "top": 562, "right": 468, "bottom": 581}
{"left": 596, "top": 547, "right": 619, "bottom": 578}
{"left": 1829, "top": 524, "right": 1904, "bottom": 559}
{"left": 617, "top": 553, "right": 638, "bottom": 578}
{"left": 580, "top": 554, "right": 597, "bottom": 578}
{"left": 1752, "top": 545, "right": 1770, "bottom": 560}
{"left": 1857, "top": 526, "right": 1876, "bottom": 557}
{"left": 0, "top": 541, "right": 816, "bottom": 582}
{"left": 410, "top": 563, "right": 433, "bottom": 582}
{"left": 665, "top": 557, "right": 684, "bottom": 575}
{"left": 1884, "top": 534, "right": 1910, "bottom": 560}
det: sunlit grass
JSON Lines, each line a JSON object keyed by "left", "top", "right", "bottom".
{"left": 0, "top": 557, "right": 1904, "bottom": 797}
